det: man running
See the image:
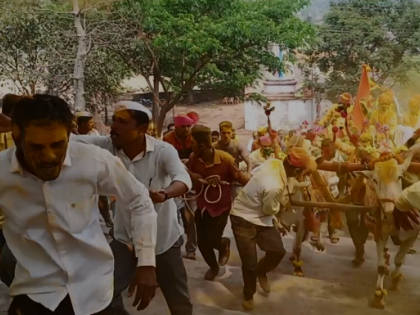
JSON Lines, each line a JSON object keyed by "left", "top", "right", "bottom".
{"left": 186, "top": 126, "right": 249, "bottom": 280}
{"left": 0, "top": 95, "right": 157, "bottom": 315}
{"left": 231, "top": 159, "right": 287, "bottom": 311}
{"left": 72, "top": 101, "right": 193, "bottom": 315}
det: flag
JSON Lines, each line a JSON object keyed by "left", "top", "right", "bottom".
{"left": 353, "top": 65, "right": 370, "bottom": 130}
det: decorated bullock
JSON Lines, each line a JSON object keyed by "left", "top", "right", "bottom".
{"left": 312, "top": 152, "right": 420, "bottom": 310}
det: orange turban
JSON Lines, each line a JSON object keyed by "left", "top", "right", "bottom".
{"left": 288, "top": 147, "right": 317, "bottom": 171}
{"left": 340, "top": 93, "right": 352, "bottom": 104}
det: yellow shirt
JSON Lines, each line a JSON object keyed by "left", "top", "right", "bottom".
{"left": 0, "top": 132, "right": 13, "bottom": 228}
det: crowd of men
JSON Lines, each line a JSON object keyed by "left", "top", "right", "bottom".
{"left": 0, "top": 93, "right": 418, "bottom": 315}
{"left": 0, "top": 92, "right": 310, "bottom": 314}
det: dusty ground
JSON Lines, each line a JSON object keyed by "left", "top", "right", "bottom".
{"left": 121, "top": 223, "right": 420, "bottom": 315}
{"left": 1, "top": 222, "right": 420, "bottom": 315}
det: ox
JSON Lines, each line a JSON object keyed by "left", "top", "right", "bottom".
{"left": 278, "top": 174, "right": 324, "bottom": 277}
{"left": 356, "top": 153, "right": 418, "bottom": 309}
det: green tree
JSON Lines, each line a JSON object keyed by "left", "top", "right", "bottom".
{"left": 300, "top": 0, "right": 420, "bottom": 101}
{"left": 0, "top": 0, "right": 75, "bottom": 95}
{"left": 0, "top": 0, "right": 131, "bottom": 112}
{"left": 108, "top": 0, "right": 314, "bottom": 136}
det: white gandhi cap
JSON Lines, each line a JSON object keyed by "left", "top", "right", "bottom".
{"left": 75, "top": 111, "right": 92, "bottom": 118}
{"left": 114, "top": 101, "right": 152, "bottom": 120}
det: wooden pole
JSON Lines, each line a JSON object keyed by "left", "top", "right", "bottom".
{"left": 290, "top": 198, "right": 378, "bottom": 212}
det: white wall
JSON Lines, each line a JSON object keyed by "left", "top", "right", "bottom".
{"left": 245, "top": 98, "right": 316, "bottom": 131}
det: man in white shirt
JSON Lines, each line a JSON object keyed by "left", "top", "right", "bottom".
{"left": 230, "top": 159, "right": 287, "bottom": 311}
{"left": 71, "top": 101, "right": 193, "bottom": 315}
{"left": 75, "top": 110, "right": 101, "bottom": 135}
{"left": 0, "top": 95, "right": 157, "bottom": 315}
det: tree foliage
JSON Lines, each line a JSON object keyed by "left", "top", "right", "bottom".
{"left": 0, "top": 0, "right": 130, "bottom": 112}
{"left": 0, "top": 0, "right": 75, "bottom": 95}
{"left": 300, "top": 0, "right": 420, "bottom": 101}
{"left": 107, "top": 0, "right": 314, "bottom": 136}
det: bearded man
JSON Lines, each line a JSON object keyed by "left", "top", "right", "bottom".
{"left": 245, "top": 135, "right": 275, "bottom": 169}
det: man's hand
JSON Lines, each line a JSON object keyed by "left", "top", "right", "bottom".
{"left": 149, "top": 190, "right": 166, "bottom": 204}
{"left": 0, "top": 114, "right": 12, "bottom": 133}
{"left": 394, "top": 208, "right": 420, "bottom": 231}
{"left": 128, "top": 266, "right": 158, "bottom": 311}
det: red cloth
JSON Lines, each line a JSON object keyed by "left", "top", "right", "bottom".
{"left": 259, "top": 135, "right": 271, "bottom": 146}
{"left": 174, "top": 115, "right": 194, "bottom": 127}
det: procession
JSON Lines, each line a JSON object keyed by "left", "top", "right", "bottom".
{"left": 0, "top": 76, "right": 420, "bottom": 314}
{"left": 3, "top": 0, "right": 420, "bottom": 314}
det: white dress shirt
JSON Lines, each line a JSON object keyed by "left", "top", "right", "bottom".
{"left": 71, "top": 134, "right": 192, "bottom": 255}
{"left": 231, "top": 159, "right": 287, "bottom": 226}
{"left": 0, "top": 141, "right": 157, "bottom": 315}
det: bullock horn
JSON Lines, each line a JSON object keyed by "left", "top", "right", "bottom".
{"left": 290, "top": 198, "right": 378, "bottom": 212}
{"left": 394, "top": 154, "right": 405, "bottom": 165}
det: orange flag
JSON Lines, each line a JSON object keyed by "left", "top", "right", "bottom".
{"left": 353, "top": 64, "right": 370, "bottom": 130}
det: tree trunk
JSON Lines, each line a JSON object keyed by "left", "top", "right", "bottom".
{"left": 186, "top": 89, "right": 194, "bottom": 104}
{"left": 104, "top": 105, "right": 109, "bottom": 125}
{"left": 156, "top": 106, "right": 169, "bottom": 139}
{"left": 72, "top": 0, "right": 87, "bottom": 110}
{"left": 152, "top": 69, "right": 160, "bottom": 125}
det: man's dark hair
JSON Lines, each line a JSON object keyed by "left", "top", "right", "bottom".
{"left": 77, "top": 116, "right": 92, "bottom": 126}
{"left": 2, "top": 94, "right": 24, "bottom": 118}
{"left": 211, "top": 130, "right": 220, "bottom": 137}
{"left": 12, "top": 94, "right": 73, "bottom": 132}
{"left": 129, "top": 110, "right": 150, "bottom": 126}
{"left": 167, "top": 123, "right": 174, "bottom": 130}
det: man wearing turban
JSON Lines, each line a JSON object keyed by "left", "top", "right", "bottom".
{"left": 403, "top": 95, "right": 420, "bottom": 128}
{"left": 369, "top": 92, "right": 398, "bottom": 137}
{"left": 163, "top": 112, "right": 199, "bottom": 261}
{"left": 251, "top": 126, "right": 268, "bottom": 152}
{"left": 163, "top": 112, "right": 199, "bottom": 160}
{"left": 319, "top": 93, "right": 354, "bottom": 134}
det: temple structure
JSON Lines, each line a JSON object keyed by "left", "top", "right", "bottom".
{"left": 244, "top": 44, "right": 316, "bottom": 131}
